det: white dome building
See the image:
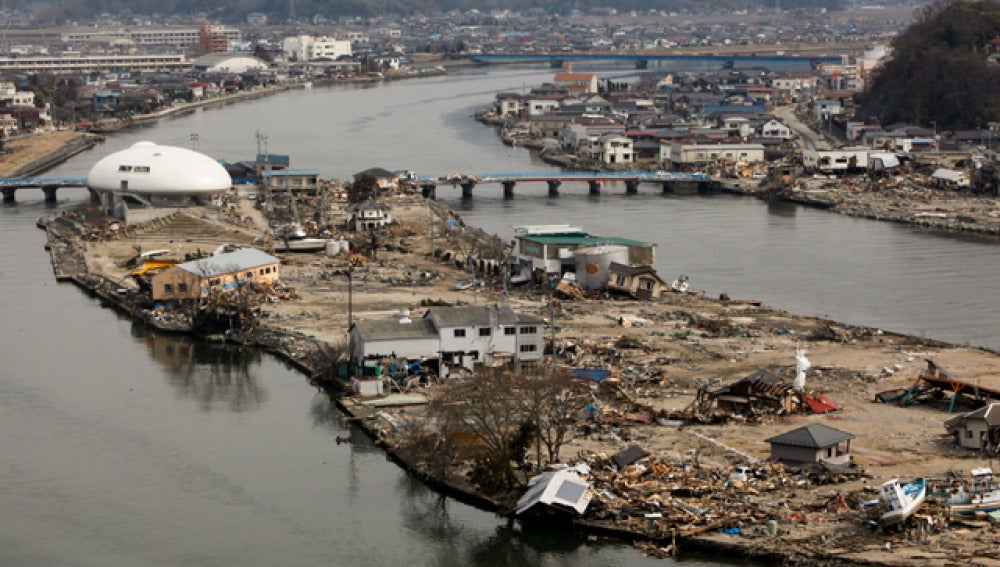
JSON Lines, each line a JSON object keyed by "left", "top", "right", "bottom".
{"left": 87, "top": 141, "right": 232, "bottom": 214}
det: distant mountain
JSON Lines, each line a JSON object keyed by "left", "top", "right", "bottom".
{"left": 856, "top": 0, "right": 1000, "bottom": 130}
{"left": 35, "top": 0, "right": 848, "bottom": 25}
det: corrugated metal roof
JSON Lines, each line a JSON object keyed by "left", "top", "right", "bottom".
{"left": 176, "top": 248, "right": 277, "bottom": 278}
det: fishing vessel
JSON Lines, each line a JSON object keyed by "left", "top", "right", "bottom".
{"left": 880, "top": 477, "right": 926, "bottom": 526}
{"left": 944, "top": 468, "right": 1000, "bottom": 515}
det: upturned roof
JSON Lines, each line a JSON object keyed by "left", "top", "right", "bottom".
{"left": 766, "top": 423, "right": 855, "bottom": 449}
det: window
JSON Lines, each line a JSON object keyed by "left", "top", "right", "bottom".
{"left": 479, "top": 328, "right": 491, "bottom": 337}
{"left": 260, "top": 269, "right": 265, "bottom": 275}
{"left": 520, "top": 344, "right": 538, "bottom": 352}
{"left": 246, "top": 272, "right": 253, "bottom": 279}
{"left": 177, "top": 283, "right": 188, "bottom": 293}
{"left": 616, "top": 275, "right": 626, "bottom": 286}
{"left": 133, "top": 166, "right": 150, "bottom": 173}
{"left": 453, "top": 329, "right": 466, "bottom": 338}
{"left": 504, "top": 327, "right": 516, "bottom": 336}
{"left": 209, "top": 279, "right": 221, "bottom": 286}
{"left": 967, "top": 430, "right": 974, "bottom": 439}
{"left": 519, "top": 326, "right": 537, "bottom": 334}
{"left": 163, "top": 283, "right": 173, "bottom": 293}
{"left": 118, "top": 165, "right": 133, "bottom": 172}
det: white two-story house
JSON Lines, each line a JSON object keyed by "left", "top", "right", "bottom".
{"left": 349, "top": 305, "right": 545, "bottom": 378}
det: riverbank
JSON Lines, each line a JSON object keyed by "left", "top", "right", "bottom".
{"left": 38, "top": 190, "right": 1000, "bottom": 566}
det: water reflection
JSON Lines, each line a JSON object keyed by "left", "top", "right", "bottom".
{"left": 766, "top": 199, "right": 797, "bottom": 218}
{"left": 134, "top": 325, "right": 267, "bottom": 412}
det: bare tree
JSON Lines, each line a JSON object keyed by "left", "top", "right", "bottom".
{"left": 516, "top": 366, "right": 584, "bottom": 467}
{"left": 427, "top": 368, "right": 528, "bottom": 494}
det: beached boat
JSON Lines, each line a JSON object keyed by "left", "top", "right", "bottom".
{"left": 453, "top": 280, "right": 476, "bottom": 291}
{"left": 880, "top": 477, "right": 926, "bottom": 526}
{"left": 272, "top": 222, "right": 328, "bottom": 252}
{"left": 945, "top": 468, "right": 1000, "bottom": 514}
{"left": 273, "top": 237, "right": 328, "bottom": 252}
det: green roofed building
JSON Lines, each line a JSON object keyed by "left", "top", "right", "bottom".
{"left": 512, "top": 224, "right": 655, "bottom": 277}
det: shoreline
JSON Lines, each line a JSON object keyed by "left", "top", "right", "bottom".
{"left": 38, "top": 205, "right": 1000, "bottom": 567}
{"left": 23, "top": 79, "right": 1000, "bottom": 566}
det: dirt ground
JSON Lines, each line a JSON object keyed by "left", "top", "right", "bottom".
{"left": 0, "top": 130, "right": 90, "bottom": 177}
{"left": 82, "top": 194, "right": 1000, "bottom": 565}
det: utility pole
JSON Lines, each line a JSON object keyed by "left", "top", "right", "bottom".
{"left": 347, "top": 262, "right": 353, "bottom": 332}
{"left": 548, "top": 296, "right": 556, "bottom": 362}
{"left": 428, "top": 200, "right": 434, "bottom": 256}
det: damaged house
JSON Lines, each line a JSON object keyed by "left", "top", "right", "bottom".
{"left": 690, "top": 369, "right": 801, "bottom": 418}
{"left": 945, "top": 403, "right": 1000, "bottom": 452}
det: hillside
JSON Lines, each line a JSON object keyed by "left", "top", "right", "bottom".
{"left": 856, "top": 0, "right": 1000, "bottom": 130}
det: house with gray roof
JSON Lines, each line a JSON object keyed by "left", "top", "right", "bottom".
{"left": 945, "top": 403, "right": 1000, "bottom": 450}
{"left": 349, "top": 304, "right": 544, "bottom": 377}
{"left": 150, "top": 248, "right": 280, "bottom": 301}
{"left": 765, "top": 423, "right": 855, "bottom": 466}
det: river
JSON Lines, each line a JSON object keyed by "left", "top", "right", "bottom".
{"left": 0, "top": 64, "right": 997, "bottom": 566}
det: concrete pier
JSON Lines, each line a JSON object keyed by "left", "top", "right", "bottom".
{"left": 42, "top": 186, "right": 58, "bottom": 203}
{"left": 625, "top": 180, "right": 639, "bottom": 194}
{"left": 460, "top": 180, "right": 476, "bottom": 199}
{"left": 547, "top": 180, "right": 561, "bottom": 197}
{"left": 420, "top": 183, "right": 437, "bottom": 200}
{"left": 1, "top": 187, "right": 14, "bottom": 203}
{"left": 588, "top": 180, "right": 601, "bottom": 195}
{"left": 502, "top": 180, "right": 516, "bottom": 199}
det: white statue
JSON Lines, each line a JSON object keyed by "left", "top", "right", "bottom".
{"left": 794, "top": 341, "right": 811, "bottom": 390}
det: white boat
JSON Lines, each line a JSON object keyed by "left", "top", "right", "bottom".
{"left": 272, "top": 222, "right": 328, "bottom": 252}
{"left": 509, "top": 272, "right": 531, "bottom": 285}
{"left": 453, "top": 280, "right": 476, "bottom": 291}
{"left": 880, "top": 477, "right": 926, "bottom": 526}
{"left": 945, "top": 468, "right": 1000, "bottom": 514}
{"left": 273, "top": 237, "right": 329, "bottom": 252}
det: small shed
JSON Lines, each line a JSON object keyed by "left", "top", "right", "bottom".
{"left": 765, "top": 423, "right": 855, "bottom": 466}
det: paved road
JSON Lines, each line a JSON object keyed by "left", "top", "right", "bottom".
{"left": 773, "top": 105, "right": 832, "bottom": 152}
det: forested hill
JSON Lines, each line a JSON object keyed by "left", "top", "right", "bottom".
{"left": 856, "top": 0, "right": 1000, "bottom": 130}
{"left": 37, "top": 0, "right": 845, "bottom": 24}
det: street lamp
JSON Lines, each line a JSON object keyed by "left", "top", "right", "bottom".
{"left": 931, "top": 121, "right": 938, "bottom": 153}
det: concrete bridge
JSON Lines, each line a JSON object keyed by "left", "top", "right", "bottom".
{"left": 415, "top": 171, "right": 714, "bottom": 199}
{"left": 0, "top": 177, "right": 88, "bottom": 203}
{"left": 469, "top": 52, "right": 842, "bottom": 70}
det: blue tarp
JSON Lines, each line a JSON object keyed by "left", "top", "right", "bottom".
{"left": 571, "top": 368, "right": 613, "bottom": 382}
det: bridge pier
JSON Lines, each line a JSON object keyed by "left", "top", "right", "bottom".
{"left": 635, "top": 60, "right": 648, "bottom": 70}
{"left": 420, "top": 183, "right": 437, "bottom": 200}
{"left": 546, "top": 180, "right": 561, "bottom": 197}
{"left": 502, "top": 180, "right": 516, "bottom": 199}
{"left": 661, "top": 181, "right": 674, "bottom": 194}
{"left": 460, "top": 180, "right": 476, "bottom": 199}
{"left": 625, "top": 180, "right": 639, "bottom": 194}
{"left": 588, "top": 180, "right": 601, "bottom": 195}
{"left": 1, "top": 187, "right": 14, "bottom": 203}
{"left": 42, "top": 186, "right": 58, "bottom": 203}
